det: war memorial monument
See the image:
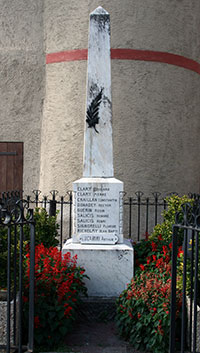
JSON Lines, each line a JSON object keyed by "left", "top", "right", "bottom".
{"left": 63, "top": 7, "right": 133, "bottom": 297}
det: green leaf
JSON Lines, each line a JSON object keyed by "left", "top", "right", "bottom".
{"left": 48, "top": 311, "right": 56, "bottom": 319}
{"left": 59, "top": 325, "right": 68, "bottom": 336}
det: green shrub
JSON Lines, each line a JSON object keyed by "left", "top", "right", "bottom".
{"left": 23, "top": 208, "right": 59, "bottom": 248}
{"left": 177, "top": 239, "right": 200, "bottom": 306}
{"left": 0, "top": 227, "right": 12, "bottom": 289}
{"left": 150, "top": 195, "right": 199, "bottom": 307}
{"left": 116, "top": 272, "right": 181, "bottom": 353}
{"left": 150, "top": 194, "right": 193, "bottom": 243}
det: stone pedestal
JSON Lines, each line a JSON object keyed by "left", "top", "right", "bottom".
{"left": 62, "top": 238, "right": 133, "bottom": 297}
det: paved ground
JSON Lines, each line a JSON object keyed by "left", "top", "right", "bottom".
{"left": 64, "top": 321, "right": 147, "bottom": 353}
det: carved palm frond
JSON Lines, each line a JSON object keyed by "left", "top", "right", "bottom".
{"left": 86, "top": 88, "right": 103, "bottom": 133}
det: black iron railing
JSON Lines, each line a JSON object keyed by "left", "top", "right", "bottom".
{"left": 0, "top": 200, "right": 35, "bottom": 353}
{"left": 1, "top": 190, "right": 199, "bottom": 248}
{"left": 170, "top": 202, "right": 200, "bottom": 353}
{"left": 123, "top": 191, "right": 169, "bottom": 241}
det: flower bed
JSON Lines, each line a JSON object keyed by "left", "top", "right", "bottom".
{"left": 23, "top": 244, "right": 88, "bottom": 347}
{"left": 116, "top": 236, "right": 183, "bottom": 353}
{"left": 115, "top": 195, "right": 200, "bottom": 352}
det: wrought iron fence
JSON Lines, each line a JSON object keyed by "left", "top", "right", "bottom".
{"left": 1, "top": 191, "right": 200, "bottom": 352}
{"left": 1, "top": 190, "right": 198, "bottom": 248}
{"left": 0, "top": 201, "right": 35, "bottom": 353}
{"left": 123, "top": 191, "right": 169, "bottom": 241}
{"left": 170, "top": 201, "right": 200, "bottom": 353}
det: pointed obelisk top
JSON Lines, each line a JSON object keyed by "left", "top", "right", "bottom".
{"left": 83, "top": 6, "right": 114, "bottom": 177}
{"left": 90, "top": 6, "right": 109, "bottom": 15}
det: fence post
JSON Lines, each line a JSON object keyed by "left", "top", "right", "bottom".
{"left": 69, "top": 191, "right": 72, "bottom": 238}
{"left": 60, "top": 196, "right": 64, "bottom": 250}
{"left": 136, "top": 191, "right": 143, "bottom": 241}
{"left": 153, "top": 192, "right": 160, "bottom": 226}
{"left": 180, "top": 229, "right": 188, "bottom": 352}
{"left": 26, "top": 195, "right": 30, "bottom": 208}
{"left": 6, "top": 226, "right": 11, "bottom": 353}
{"left": 169, "top": 225, "right": 178, "bottom": 353}
{"left": 28, "top": 211, "right": 35, "bottom": 353}
{"left": 18, "top": 221, "right": 24, "bottom": 353}
{"left": 128, "top": 197, "right": 132, "bottom": 239}
{"left": 13, "top": 224, "right": 17, "bottom": 346}
{"left": 33, "top": 190, "right": 41, "bottom": 207}
{"left": 49, "top": 190, "right": 58, "bottom": 217}
{"left": 193, "top": 230, "right": 199, "bottom": 352}
{"left": 145, "top": 197, "right": 149, "bottom": 236}
{"left": 43, "top": 195, "right": 47, "bottom": 209}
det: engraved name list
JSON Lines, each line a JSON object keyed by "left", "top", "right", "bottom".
{"left": 73, "top": 183, "right": 123, "bottom": 244}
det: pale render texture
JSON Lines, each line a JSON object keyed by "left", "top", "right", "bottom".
{"left": 40, "top": 0, "right": 200, "bottom": 196}
{"left": 0, "top": 0, "right": 45, "bottom": 194}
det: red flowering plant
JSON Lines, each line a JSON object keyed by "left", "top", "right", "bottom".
{"left": 116, "top": 235, "right": 183, "bottom": 353}
{"left": 134, "top": 234, "right": 172, "bottom": 276}
{"left": 23, "top": 244, "right": 88, "bottom": 347}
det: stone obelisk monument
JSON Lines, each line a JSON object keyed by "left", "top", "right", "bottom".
{"left": 63, "top": 7, "right": 133, "bottom": 297}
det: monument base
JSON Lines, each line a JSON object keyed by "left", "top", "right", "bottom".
{"left": 62, "top": 238, "right": 134, "bottom": 297}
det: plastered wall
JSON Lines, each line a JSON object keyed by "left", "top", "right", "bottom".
{"left": 0, "top": 0, "right": 45, "bottom": 194}
{"left": 40, "top": 0, "right": 200, "bottom": 196}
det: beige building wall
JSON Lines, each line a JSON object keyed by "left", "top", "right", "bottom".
{"left": 1, "top": 1, "right": 200, "bottom": 197}
{"left": 40, "top": 0, "right": 200, "bottom": 196}
{"left": 0, "top": 0, "right": 45, "bottom": 194}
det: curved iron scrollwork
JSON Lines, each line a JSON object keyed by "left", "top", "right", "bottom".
{"left": 175, "top": 200, "right": 200, "bottom": 229}
{"left": 0, "top": 200, "right": 34, "bottom": 226}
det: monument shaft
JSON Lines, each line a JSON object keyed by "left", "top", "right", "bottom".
{"left": 83, "top": 7, "right": 114, "bottom": 178}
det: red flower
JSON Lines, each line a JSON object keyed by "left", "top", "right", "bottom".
{"left": 34, "top": 316, "right": 40, "bottom": 328}
{"left": 152, "top": 255, "right": 157, "bottom": 262}
{"left": 139, "top": 264, "right": 145, "bottom": 271}
{"left": 156, "top": 258, "right": 164, "bottom": 268}
{"left": 146, "top": 256, "right": 151, "bottom": 264}
{"left": 22, "top": 296, "right": 28, "bottom": 303}
{"left": 178, "top": 246, "right": 183, "bottom": 258}
{"left": 137, "top": 312, "right": 141, "bottom": 319}
{"left": 64, "top": 305, "right": 72, "bottom": 317}
{"left": 129, "top": 310, "right": 133, "bottom": 319}
{"left": 162, "top": 245, "right": 168, "bottom": 256}
{"left": 151, "top": 242, "right": 157, "bottom": 251}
